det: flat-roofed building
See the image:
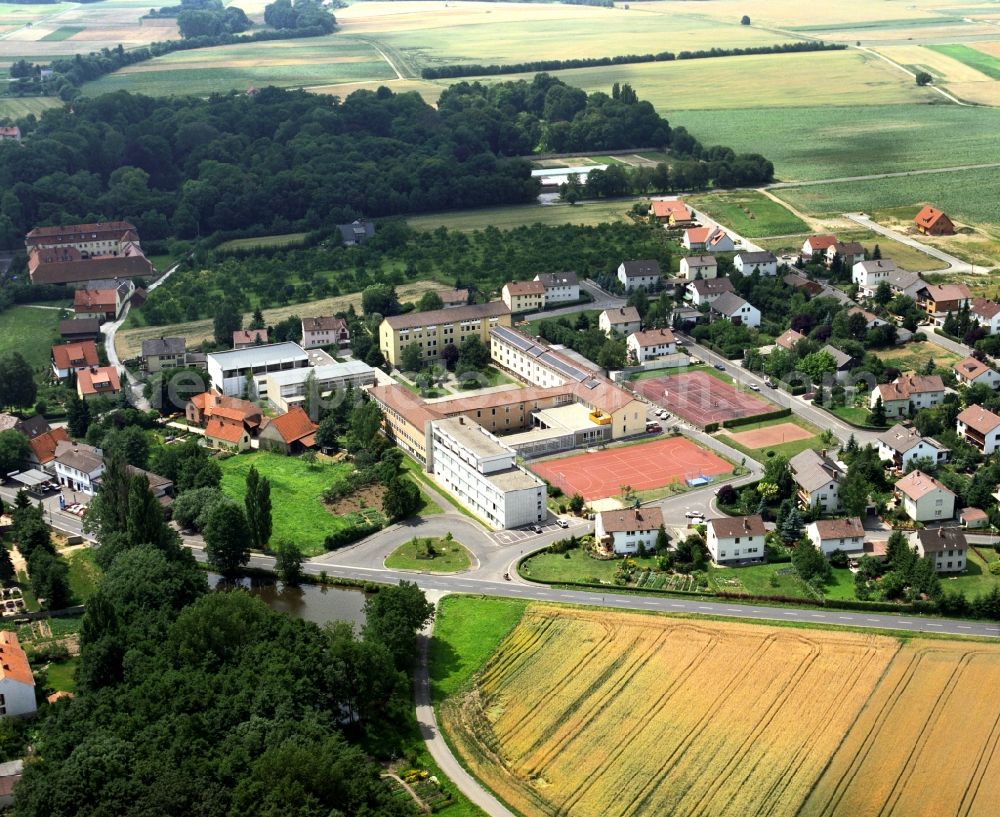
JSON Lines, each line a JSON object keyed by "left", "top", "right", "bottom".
{"left": 427, "top": 416, "right": 545, "bottom": 529}
{"left": 263, "top": 360, "right": 376, "bottom": 414}
{"left": 207, "top": 342, "right": 310, "bottom": 398}
{"left": 379, "top": 302, "right": 511, "bottom": 368}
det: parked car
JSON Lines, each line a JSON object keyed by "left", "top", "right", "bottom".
{"left": 749, "top": 384, "right": 761, "bottom": 392}
{"left": 646, "top": 422, "right": 661, "bottom": 433}
{"left": 530, "top": 524, "right": 543, "bottom": 534}
{"left": 714, "top": 363, "right": 725, "bottom": 371}
{"left": 764, "top": 378, "right": 775, "bottom": 388}
{"left": 684, "top": 510, "right": 702, "bottom": 519}
{"left": 556, "top": 519, "right": 569, "bottom": 529}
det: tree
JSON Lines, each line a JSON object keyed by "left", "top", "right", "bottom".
{"left": 67, "top": 392, "right": 91, "bottom": 437}
{"left": 569, "top": 493, "right": 585, "bottom": 514}
{"left": 213, "top": 300, "right": 242, "bottom": 347}
{"left": 0, "top": 546, "right": 14, "bottom": 583}
{"left": 314, "top": 414, "right": 340, "bottom": 452}
{"left": 871, "top": 396, "right": 887, "bottom": 426}
{"left": 418, "top": 290, "right": 444, "bottom": 312}
{"left": 101, "top": 426, "right": 150, "bottom": 469}
{"left": 361, "top": 284, "right": 400, "bottom": 317}
{"left": 915, "top": 71, "right": 932, "bottom": 86}
{"left": 872, "top": 243, "right": 882, "bottom": 260}
{"left": 457, "top": 336, "right": 490, "bottom": 376}
{"left": 171, "top": 486, "right": 227, "bottom": 532}
{"left": 440, "top": 343, "right": 460, "bottom": 371}
{"left": 0, "top": 430, "right": 29, "bottom": 474}
{"left": 244, "top": 466, "right": 273, "bottom": 550}
{"left": 28, "top": 548, "right": 71, "bottom": 609}
{"left": 124, "top": 474, "right": 168, "bottom": 551}
{"left": 363, "top": 581, "right": 435, "bottom": 669}
{"left": 400, "top": 342, "right": 424, "bottom": 373}
{"left": 249, "top": 308, "right": 265, "bottom": 330}
{"left": 203, "top": 500, "right": 251, "bottom": 574}
{"left": 792, "top": 542, "right": 830, "bottom": 584}
{"left": 274, "top": 539, "right": 304, "bottom": 585}
{"left": 559, "top": 172, "right": 583, "bottom": 204}
{"left": 655, "top": 524, "right": 669, "bottom": 552}
{"left": 383, "top": 477, "right": 421, "bottom": 521}
{"left": 779, "top": 506, "right": 804, "bottom": 544}
{"left": 346, "top": 401, "right": 384, "bottom": 455}
{"left": 873, "top": 281, "right": 892, "bottom": 305}
{"left": 0, "top": 353, "right": 36, "bottom": 410}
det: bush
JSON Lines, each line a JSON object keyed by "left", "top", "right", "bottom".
{"left": 828, "top": 549, "right": 849, "bottom": 569}
{"left": 324, "top": 520, "right": 382, "bottom": 550}
{"left": 989, "top": 561, "right": 1000, "bottom": 576}
{"left": 704, "top": 422, "right": 720, "bottom": 433}
{"left": 721, "top": 408, "right": 791, "bottom": 429}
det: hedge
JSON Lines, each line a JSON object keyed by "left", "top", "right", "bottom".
{"left": 773, "top": 377, "right": 808, "bottom": 396}
{"left": 324, "top": 521, "right": 383, "bottom": 550}
{"left": 704, "top": 422, "right": 720, "bottom": 433}
{"left": 721, "top": 408, "right": 791, "bottom": 429}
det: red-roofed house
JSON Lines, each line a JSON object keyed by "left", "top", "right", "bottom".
{"left": 895, "top": 469, "right": 955, "bottom": 522}
{"left": 916, "top": 283, "right": 971, "bottom": 319}
{"left": 28, "top": 427, "right": 71, "bottom": 469}
{"left": 683, "top": 226, "right": 733, "bottom": 252}
{"left": 0, "top": 632, "right": 36, "bottom": 717}
{"left": 185, "top": 392, "right": 262, "bottom": 431}
{"left": 649, "top": 200, "right": 694, "bottom": 226}
{"left": 501, "top": 280, "right": 546, "bottom": 313}
{"left": 914, "top": 205, "right": 955, "bottom": 236}
{"left": 957, "top": 404, "right": 1000, "bottom": 454}
{"left": 954, "top": 357, "right": 1000, "bottom": 389}
{"left": 801, "top": 235, "right": 837, "bottom": 261}
{"left": 233, "top": 329, "right": 269, "bottom": 349}
{"left": 870, "top": 374, "right": 945, "bottom": 418}
{"left": 77, "top": 366, "right": 122, "bottom": 400}
{"left": 258, "top": 407, "right": 318, "bottom": 455}
{"left": 205, "top": 417, "right": 252, "bottom": 452}
{"left": 51, "top": 340, "right": 99, "bottom": 378}
{"left": 0, "top": 126, "right": 21, "bottom": 142}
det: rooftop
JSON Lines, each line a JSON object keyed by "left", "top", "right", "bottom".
{"left": 855, "top": 259, "right": 897, "bottom": 274}
{"left": 77, "top": 366, "right": 121, "bottom": 396}
{"left": 683, "top": 254, "right": 716, "bottom": 267}
{"left": 51, "top": 340, "right": 99, "bottom": 370}
{"left": 710, "top": 291, "right": 751, "bottom": 316}
{"left": 233, "top": 328, "right": 269, "bottom": 346}
{"left": 620, "top": 259, "right": 661, "bottom": 278}
{"left": 603, "top": 306, "right": 641, "bottom": 325}
{"left": 265, "top": 407, "right": 318, "bottom": 444}
{"left": 812, "top": 517, "right": 865, "bottom": 540}
{"left": 599, "top": 506, "right": 664, "bottom": 533}
{"left": 790, "top": 449, "right": 843, "bottom": 492}
{"left": 689, "top": 278, "right": 734, "bottom": 297}
{"left": 736, "top": 250, "right": 777, "bottom": 264}
{"left": 895, "top": 469, "right": 951, "bottom": 501}
{"left": 775, "top": 329, "right": 805, "bottom": 350}
{"left": 141, "top": 336, "right": 186, "bottom": 357}
{"left": 368, "top": 383, "right": 442, "bottom": 430}
{"left": 877, "top": 423, "right": 944, "bottom": 454}
{"left": 877, "top": 374, "right": 945, "bottom": 402}
{"left": 0, "top": 632, "right": 33, "bottom": 687}
{"left": 264, "top": 360, "right": 375, "bottom": 388}
{"left": 709, "top": 515, "right": 766, "bottom": 538}
{"left": 913, "top": 526, "right": 967, "bottom": 552}
{"left": 631, "top": 328, "right": 676, "bottom": 347}
{"left": 957, "top": 404, "right": 1000, "bottom": 435}
{"left": 301, "top": 316, "right": 347, "bottom": 332}
{"left": 954, "top": 356, "right": 994, "bottom": 381}
{"left": 434, "top": 415, "right": 513, "bottom": 460}
{"left": 385, "top": 301, "right": 509, "bottom": 330}
{"left": 504, "top": 280, "right": 546, "bottom": 296}
{"left": 207, "top": 342, "right": 308, "bottom": 370}
{"left": 971, "top": 297, "right": 1000, "bottom": 320}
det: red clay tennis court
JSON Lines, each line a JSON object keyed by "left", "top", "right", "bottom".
{"left": 633, "top": 370, "right": 774, "bottom": 427}
{"left": 530, "top": 437, "right": 731, "bottom": 501}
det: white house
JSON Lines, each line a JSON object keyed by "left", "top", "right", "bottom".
{"left": 301, "top": 316, "right": 349, "bottom": 349}
{"left": 53, "top": 441, "right": 104, "bottom": 495}
{"left": 596, "top": 507, "right": 664, "bottom": 555}
{"left": 501, "top": 280, "right": 546, "bottom": 313}
{"left": 206, "top": 342, "right": 310, "bottom": 398}
{"left": 617, "top": 260, "right": 661, "bottom": 292}
{"left": 871, "top": 375, "right": 945, "bottom": 418}
{"left": 734, "top": 251, "right": 777, "bottom": 276}
{"left": 683, "top": 226, "right": 733, "bottom": 253}
{"left": 686, "top": 277, "right": 734, "bottom": 306}
{"left": 599, "top": 306, "right": 641, "bottom": 337}
{"left": 679, "top": 255, "right": 717, "bottom": 280}
{"left": 956, "top": 404, "right": 1000, "bottom": 455}
{"left": 775, "top": 329, "right": 806, "bottom": 350}
{"left": 709, "top": 292, "right": 760, "bottom": 328}
{"left": 706, "top": 515, "right": 766, "bottom": 564}
{"left": 852, "top": 259, "right": 897, "bottom": 298}
{"left": 627, "top": 328, "right": 676, "bottom": 364}
{"left": 534, "top": 272, "right": 579, "bottom": 304}
{"left": 876, "top": 424, "right": 950, "bottom": 469}
{"left": 895, "top": 469, "right": 955, "bottom": 523}
{"left": 790, "top": 449, "right": 844, "bottom": 512}
{"left": 807, "top": 517, "right": 865, "bottom": 556}
{"left": 971, "top": 298, "right": 1000, "bottom": 335}
{"left": 0, "top": 633, "right": 36, "bottom": 719}
{"left": 911, "top": 527, "right": 967, "bottom": 573}
{"left": 953, "top": 357, "right": 1000, "bottom": 389}
{"left": 826, "top": 241, "right": 865, "bottom": 269}
{"left": 801, "top": 234, "right": 837, "bottom": 261}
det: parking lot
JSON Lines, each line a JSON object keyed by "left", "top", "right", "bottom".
{"left": 492, "top": 517, "right": 587, "bottom": 545}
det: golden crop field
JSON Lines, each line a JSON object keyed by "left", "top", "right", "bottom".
{"left": 443, "top": 605, "right": 1000, "bottom": 817}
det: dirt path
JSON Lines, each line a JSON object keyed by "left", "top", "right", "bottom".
{"left": 381, "top": 774, "right": 430, "bottom": 814}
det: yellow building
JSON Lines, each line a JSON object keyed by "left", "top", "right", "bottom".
{"left": 379, "top": 302, "right": 511, "bottom": 368}
{"left": 501, "top": 280, "right": 545, "bottom": 313}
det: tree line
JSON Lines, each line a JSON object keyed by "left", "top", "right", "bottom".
{"left": 421, "top": 41, "right": 845, "bottom": 79}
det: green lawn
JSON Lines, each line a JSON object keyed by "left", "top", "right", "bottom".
{"left": 45, "top": 656, "right": 79, "bottom": 693}
{"left": 707, "top": 561, "right": 816, "bottom": 599}
{"left": 519, "top": 547, "right": 659, "bottom": 584}
{"left": 457, "top": 366, "right": 517, "bottom": 390}
{"left": 429, "top": 595, "right": 527, "bottom": 703}
{"left": 522, "top": 309, "right": 601, "bottom": 337}
{"left": 40, "top": 25, "right": 82, "bottom": 41}
{"left": 877, "top": 341, "right": 960, "bottom": 374}
{"left": 406, "top": 200, "right": 633, "bottom": 232}
{"left": 15, "top": 570, "right": 40, "bottom": 613}
{"left": 215, "top": 232, "right": 309, "bottom": 252}
{"left": 385, "top": 537, "right": 473, "bottom": 572}
{"left": 831, "top": 406, "right": 886, "bottom": 428}
{"left": 928, "top": 44, "right": 1000, "bottom": 81}
{"left": 947, "top": 547, "right": 1000, "bottom": 598}
{"left": 219, "top": 452, "right": 369, "bottom": 557}
{"left": 0, "top": 305, "right": 65, "bottom": 373}
{"left": 687, "top": 190, "right": 809, "bottom": 238}
{"left": 823, "top": 567, "right": 858, "bottom": 601}
{"left": 65, "top": 548, "right": 102, "bottom": 604}
{"left": 719, "top": 415, "right": 825, "bottom": 460}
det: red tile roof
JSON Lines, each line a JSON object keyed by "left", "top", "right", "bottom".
{"left": 205, "top": 418, "right": 246, "bottom": 444}
{"left": 233, "top": 329, "right": 268, "bottom": 346}
{"left": 651, "top": 200, "right": 692, "bottom": 220}
{"left": 599, "top": 506, "right": 664, "bottom": 533}
{"left": 914, "top": 205, "right": 950, "bottom": 230}
{"left": 0, "top": 632, "right": 34, "bottom": 687}
{"left": 958, "top": 404, "right": 1000, "bottom": 436}
{"left": 804, "top": 235, "right": 837, "bottom": 251}
{"left": 51, "top": 341, "right": 99, "bottom": 371}
{"left": 895, "top": 469, "right": 951, "bottom": 501}
{"left": 73, "top": 288, "right": 117, "bottom": 311}
{"left": 504, "top": 280, "right": 546, "bottom": 297}
{"left": 266, "top": 407, "right": 318, "bottom": 444}
{"left": 77, "top": 366, "right": 121, "bottom": 396}
{"left": 29, "top": 427, "right": 71, "bottom": 465}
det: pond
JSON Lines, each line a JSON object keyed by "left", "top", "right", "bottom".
{"left": 207, "top": 572, "right": 368, "bottom": 629}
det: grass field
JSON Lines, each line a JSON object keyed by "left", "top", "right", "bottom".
{"left": 45, "top": 656, "right": 80, "bottom": 693}
{"left": 929, "top": 44, "right": 1000, "bottom": 81}
{"left": 384, "top": 537, "right": 473, "bottom": 572}
{"left": 877, "top": 341, "right": 961, "bottom": 374}
{"left": 718, "top": 415, "right": 825, "bottom": 460}
{"left": 0, "top": 305, "right": 64, "bottom": 373}
{"left": 687, "top": 190, "right": 809, "bottom": 238}
{"left": 756, "top": 228, "right": 945, "bottom": 273}
{"left": 707, "top": 561, "right": 817, "bottom": 599}
{"left": 214, "top": 232, "right": 309, "bottom": 252}
{"left": 519, "top": 547, "right": 660, "bottom": 585}
{"left": 0, "top": 96, "right": 60, "bottom": 119}
{"left": 65, "top": 548, "right": 101, "bottom": 604}
{"left": 219, "top": 451, "right": 365, "bottom": 557}
{"left": 442, "top": 606, "right": 916, "bottom": 817}
{"left": 407, "top": 200, "right": 632, "bottom": 232}
{"left": 947, "top": 546, "right": 1000, "bottom": 598}
{"left": 40, "top": 26, "right": 82, "bottom": 42}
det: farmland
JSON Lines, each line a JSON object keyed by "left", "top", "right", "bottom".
{"left": 406, "top": 200, "right": 632, "bottom": 232}
{"left": 686, "top": 190, "right": 809, "bottom": 238}
{"left": 929, "top": 44, "right": 1000, "bottom": 81}
{"left": 441, "top": 604, "right": 1000, "bottom": 817}
{"left": 0, "top": 304, "right": 64, "bottom": 372}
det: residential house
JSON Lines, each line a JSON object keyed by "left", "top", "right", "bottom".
{"left": 51, "top": 340, "right": 99, "bottom": 379}
{"left": 895, "top": 469, "right": 955, "bottom": 522}
{"left": 627, "top": 328, "right": 676, "bottom": 364}
{"left": 501, "top": 280, "right": 546, "bottom": 313}
{"left": 140, "top": 337, "right": 186, "bottom": 374}
{"left": 233, "top": 328, "right": 269, "bottom": 349}
{"left": 649, "top": 200, "right": 694, "bottom": 226}
{"left": 706, "top": 515, "right": 766, "bottom": 564}
{"left": 800, "top": 234, "right": 837, "bottom": 261}
{"left": 790, "top": 448, "right": 844, "bottom": 512}
{"left": 13, "top": 414, "right": 49, "bottom": 440}
{"left": 53, "top": 441, "right": 104, "bottom": 494}
{"left": 971, "top": 298, "right": 1000, "bottom": 335}
{"left": 956, "top": 404, "right": 1000, "bottom": 454}
{"left": 77, "top": 366, "right": 121, "bottom": 401}
{"left": 679, "top": 255, "right": 717, "bottom": 280}
{"left": 959, "top": 507, "right": 989, "bottom": 529}
{"left": 683, "top": 226, "right": 733, "bottom": 253}
{"left": 822, "top": 344, "right": 856, "bottom": 383}
{"left": 876, "top": 424, "right": 950, "bottom": 469}
{"left": 807, "top": 517, "right": 865, "bottom": 556}
{"left": 301, "top": 316, "right": 350, "bottom": 348}
{"left": 916, "top": 283, "right": 971, "bottom": 320}
{"left": 0, "top": 633, "right": 36, "bottom": 718}
{"left": 914, "top": 205, "right": 955, "bottom": 236}
{"left": 338, "top": 220, "right": 375, "bottom": 245}
{"left": 887, "top": 269, "right": 925, "bottom": 299}
{"left": 871, "top": 374, "right": 945, "bottom": 418}
{"left": 709, "top": 292, "right": 760, "bottom": 328}
{"left": 58, "top": 318, "right": 101, "bottom": 342}
{"left": 205, "top": 416, "right": 252, "bottom": 452}
{"left": 734, "top": 251, "right": 777, "bottom": 276}
{"left": 953, "top": 356, "right": 1000, "bottom": 389}
{"left": 379, "top": 302, "right": 511, "bottom": 368}
{"left": 439, "top": 289, "right": 470, "bottom": 308}
{"left": 686, "top": 277, "right": 734, "bottom": 306}
{"left": 848, "top": 306, "right": 890, "bottom": 330}
{"left": 852, "top": 259, "right": 897, "bottom": 298}
{"left": 533, "top": 272, "right": 579, "bottom": 304}
{"left": 0, "top": 760, "right": 23, "bottom": 809}
{"left": 72, "top": 279, "right": 134, "bottom": 322}
{"left": 775, "top": 328, "right": 806, "bottom": 350}
{"left": 783, "top": 272, "right": 824, "bottom": 296}
{"left": 27, "top": 427, "right": 72, "bottom": 470}
{"left": 186, "top": 392, "right": 262, "bottom": 434}
{"left": 258, "top": 407, "right": 318, "bottom": 455}
{"left": 207, "top": 342, "right": 310, "bottom": 397}
{"left": 0, "top": 126, "right": 21, "bottom": 142}
{"left": 599, "top": 306, "right": 641, "bottom": 337}
{"left": 596, "top": 507, "right": 664, "bottom": 555}
{"left": 911, "top": 527, "right": 967, "bottom": 573}
{"left": 617, "top": 259, "right": 661, "bottom": 292}
{"left": 826, "top": 241, "right": 865, "bottom": 269}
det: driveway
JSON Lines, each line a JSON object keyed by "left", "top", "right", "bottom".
{"left": 844, "top": 214, "right": 974, "bottom": 274}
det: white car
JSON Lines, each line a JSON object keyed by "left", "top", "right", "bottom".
{"left": 748, "top": 384, "right": 761, "bottom": 392}
{"left": 658, "top": 410, "right": 668, "bottom": 419}
{"left": 684, "top": 510, "right": 703, "bottom": 519}
{"left": 556, "top": 519, "right": 570, "bottom": 529}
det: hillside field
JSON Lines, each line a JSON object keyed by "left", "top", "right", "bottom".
{"left": 686, "top": 190, "right": 809, "bottom": 238}
{"left": 441, "top": 603, "right": 1000, "bottom": 817}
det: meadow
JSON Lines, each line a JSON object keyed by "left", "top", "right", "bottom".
{"left": 686, "top": 190, "right": 808, "bottom": 238}
{"left": 0, "top": 304, "right": 64, "bottom": 372}
{"left": 406, "top": 200, "right": 632, "bottom": 232}
{"left": 929, "top": 44, "right": 1000, "bottom": 81}
{"left": 441, "top": 604, "right": 1000, "bottom": 817}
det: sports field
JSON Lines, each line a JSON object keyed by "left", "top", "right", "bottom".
{"left": 726, "top": 421, "right": 812, "bottom": 449}
{"left": 633, "top": 371, "right": 775, "bottom": 427}
{"left": 529, "top": 437, "right": 730, "bottom": 501}
{"left": 442, "top": 605, "right": 1000, "bottom": 817}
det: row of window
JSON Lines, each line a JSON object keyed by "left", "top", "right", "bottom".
{"left": 719, "top": 546, "right": 760, "bottom": 557}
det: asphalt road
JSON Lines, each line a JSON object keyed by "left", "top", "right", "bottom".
{"left": 845, "top": 214, "right": 975, "bottom": 274}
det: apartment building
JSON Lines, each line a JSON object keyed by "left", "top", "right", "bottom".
{"left": 379, "top": 302, "right": 511, "bottom": 368}
{"left": 533, "top": 272, "right": 579, "bottom": 303}
{"left": 262, "top": 360, "right": 376, "bottom": 414}
{"left": 501, "top": 281, "right": 546, "bottom": 313}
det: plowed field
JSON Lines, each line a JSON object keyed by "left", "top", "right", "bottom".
{"left": 442, "top": 606, "right": 1000, "bottom": 817}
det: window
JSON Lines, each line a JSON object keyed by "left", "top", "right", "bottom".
{"left": 720, "top": 551, "right": 726, "bottom": 557}
{"left": 735, "top": 537, "right": 740, "bottom": 544}
{"left": 947, "top": 561, "right": 953, "bottom": 569}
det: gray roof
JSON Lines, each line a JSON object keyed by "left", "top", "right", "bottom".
{"left": 690, "top": 278, "right": 734, "bottom": 296}
{"left": 683, "top": 255, "right": 716, "bottom": 268}
{"left": 821, "top": 344, "right": 853, "bottom": 369}
{"left": 603, "top": 306, "right": 641, "bottom": 324}
{"left": 877, "top": 423, "right": 946, "bottom": 455}
{"left": 620, "top": 259, "right": 661, "bottom": 278}
{"left": 710, "top": 291, "right": 752, "bottom": 316}
{"left": 264, "top": 360, "right": 376, "bottom": 388}
{"left": 141, "top": 336, "right": 186, "bottom": 357}
{"left": 54, "top": 441, "right": 104, "bottom": 474}
{"left": 385, "top": 301, "right": 509, "bottom": 330}
{"left": 338, "top": 220, "right": 375, "bottom": 244}
{"left": 913, "top": 527, "right": 967, "bottom": 553}
{"left": 207, "top": 342, "right": 308, "bottom": 370}
{"left": 855, "top": 259, "right": 897, "bottom": 274}
{"left": 534, "top": 271, "right": 578, "bottom": 287}
{"left": 59, "top": 318, "right": 101, "bottom": 337}
{"left": 790, "top": 449, "right": 843, "bottom": 492}
{"left": 736, "top": 251, "right": 777, "bottom": 265}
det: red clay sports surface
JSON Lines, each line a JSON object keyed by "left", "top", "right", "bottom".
{"left": 633, "top": 370, "right": 773, "bottom": 427}
{"left": 530, "top": 437, "right": 730, "bottom": 501}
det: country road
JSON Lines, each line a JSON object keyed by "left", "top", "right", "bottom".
{"left": 844, "top": 213, "right": 976, "bottom": 273}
